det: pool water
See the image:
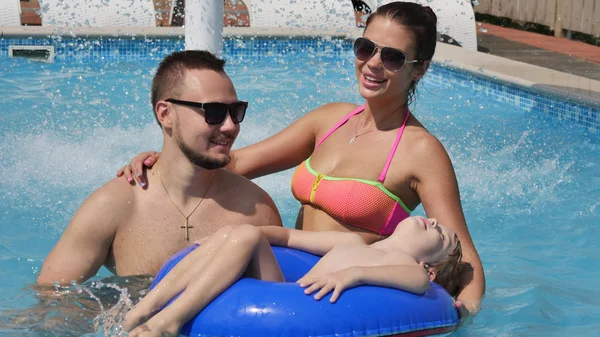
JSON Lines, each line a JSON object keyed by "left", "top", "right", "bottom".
{"left": 0, "top": 48, "right": 599, "bottom": 336}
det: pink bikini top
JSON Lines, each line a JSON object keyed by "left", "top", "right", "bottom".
{"left": 291, "top": 105, "right": 412, "bottom": 235}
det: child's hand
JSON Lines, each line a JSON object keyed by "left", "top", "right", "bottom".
{"left": 298, "top": 268, "right": 361, "bottom": 303}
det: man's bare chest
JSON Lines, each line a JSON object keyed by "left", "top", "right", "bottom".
{"left": 107, "top": 207, "right": 238, "bottom": 276}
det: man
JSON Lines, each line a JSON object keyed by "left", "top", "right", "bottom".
{"left": 37, "top": 50, "right": 282, "bottom": 285}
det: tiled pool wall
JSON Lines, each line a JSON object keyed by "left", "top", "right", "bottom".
{"left": 426, "top": 66, "right": 599, "bottom": 132}
{"left": 1, "top": 36, "right": 598, "bottom": 132}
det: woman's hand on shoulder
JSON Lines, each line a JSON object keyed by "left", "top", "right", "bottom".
{"left": 116, "top": 151, "right": 160, "bottom": 188}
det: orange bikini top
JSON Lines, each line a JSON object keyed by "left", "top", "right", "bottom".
{"left": 291, "top": 105, "right": 412, "bottom": 235}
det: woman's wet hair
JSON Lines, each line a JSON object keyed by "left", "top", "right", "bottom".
{"left": 365, "top": 2, "right": 438, "bottom": 105}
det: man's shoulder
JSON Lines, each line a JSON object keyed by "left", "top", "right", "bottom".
{"left": 86, "top": 177, "right": 138, "bottom": 210}
{"left": 66, "top": 177, "right": 138, "bottom": 234}
{"left": 219, "top": 169, "right": 270, "bottom": 200}
{"left": 216, "top": 169, "right": 282, "bottom": 226}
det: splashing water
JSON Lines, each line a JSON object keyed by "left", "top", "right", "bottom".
{"left": 92, "top": 282, "right": 135, "bottom": 337}
{"left": 0, "top": 275, "right": 150, "bottom": 337}
{"left": 1, "top": 38, "right": 599, "bottom": 336}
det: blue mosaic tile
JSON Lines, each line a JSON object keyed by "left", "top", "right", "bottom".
{"left": 0, "top": 36, "right": 352, "bottom": 61}
{"left": 426, "top": 64, "right": 599, "bottom": 132}
{"left": 0, "top": 36, "right": 598, "bottom": 131}
{"left": 0, "top": 36, "right": 185, "bottom": 61}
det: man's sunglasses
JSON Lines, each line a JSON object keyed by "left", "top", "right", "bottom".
{"left": 353, "top": 37, "right": 422, "bottom": 72}
{"left": 165, "top": 98, "right": 248, "bottom": 125}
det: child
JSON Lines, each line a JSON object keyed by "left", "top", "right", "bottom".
{"left": 125, "top": 216, "right": 462, "bottom": 337}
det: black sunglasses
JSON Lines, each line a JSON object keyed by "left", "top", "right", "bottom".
{"left": 353, "top": 37, "right": 422, "bottom": 72}
{"left": 165, "top": 98, "right": 248, "bottom": 125}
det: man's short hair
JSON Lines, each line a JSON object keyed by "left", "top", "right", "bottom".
{"left": 151, "top": 50, "right": 226, "bottom": 125}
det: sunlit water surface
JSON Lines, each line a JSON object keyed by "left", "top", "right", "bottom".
{"left": 0, "top": 50, "right": 599, "bottom": 336}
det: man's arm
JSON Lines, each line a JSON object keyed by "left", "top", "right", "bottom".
{"left": 259, "top": 191, "right": 284, "bottom": 228}
{"left": 260, "top": 227, "right": 364, "bottom": 256}
{"left": 37, "top": 179, "right": 131, "bottom": 285}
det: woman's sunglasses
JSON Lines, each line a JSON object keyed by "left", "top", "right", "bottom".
{"left": 353, "top": 37, "right": 422, "bottom": 72}
{"left": 165, "top": 98, "right": 248, "bottom": 125}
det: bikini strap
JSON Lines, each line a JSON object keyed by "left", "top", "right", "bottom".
{"left": 315, "top": 105, "right": 365, "bottom": 149}
{"left": 378, "top": 109, "right": 411, "bottom": 183}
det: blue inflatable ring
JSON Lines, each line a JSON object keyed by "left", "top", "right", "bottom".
{"left": 151, "top": 244, "right": 459, "bottom": 337}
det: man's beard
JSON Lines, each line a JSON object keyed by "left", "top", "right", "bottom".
{"left": 175, "top": 129, "right": 230, "bottom": 170}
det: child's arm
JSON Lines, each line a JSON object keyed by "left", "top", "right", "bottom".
{"left": 352, "top": 264, "right": 430, "bottom": 294}
{"left": 260, "top": 226, "right": 364, "bottom": 256}
{"left": 301, "top": 264, "right": 429, "bottom": 303}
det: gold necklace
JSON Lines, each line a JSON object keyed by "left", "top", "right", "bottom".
{"left": 349, "top": 105, "right": 407, "bottom": 144}
{"left": 349, "top": 112, "right": 378, "bottom": 144}
{"left": 157, "top": 169, "right": 214, "bottom": 241}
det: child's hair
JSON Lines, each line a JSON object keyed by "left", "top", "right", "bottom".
{"left": 428, "top": 239, "right": 463, "bottom": 297}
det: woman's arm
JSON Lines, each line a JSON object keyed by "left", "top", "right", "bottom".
{"left": 229, "top": 103, "right": 355, "bottom": 179}
{"left": 117, "top": 103, "right": 355, "bottom": 185}
{"left": 412, "top": 136, "right": 485, "bottom": 316}
{"left": 115, "top": 111, "right": 318, "bottom": 184}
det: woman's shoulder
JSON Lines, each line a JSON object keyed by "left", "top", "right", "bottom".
{"left": 405, "top": 123, "right": 450, "bottom": 164}
{"left": 299, "top": 103, "right": 362, "bottom": 135}
{"left": 308, "top": 102, "right": 362, "bottom": 120}
{"left": 302, "top": 103, "right": 361, "bottom": 138}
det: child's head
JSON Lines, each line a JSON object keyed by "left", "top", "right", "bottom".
{"left": 424, "top": 236, "right": 462, "bottom": 297}
{"left": 391, "top": 216, "right": 463, "bottom": 296}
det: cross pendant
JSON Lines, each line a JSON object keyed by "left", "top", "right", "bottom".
{"left": 180, "top": 218, "right": 194, "bottom": 241}
{"left": 349, "top": 136, "right": 357, "bottom": 144}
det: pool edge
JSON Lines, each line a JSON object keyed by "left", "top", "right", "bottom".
{"left": 434, "top": 42, "right": 600, "bottom": 110}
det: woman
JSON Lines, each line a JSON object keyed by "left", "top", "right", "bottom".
{"left": 118, "top": 2, "right": 484, "bottom": 319}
